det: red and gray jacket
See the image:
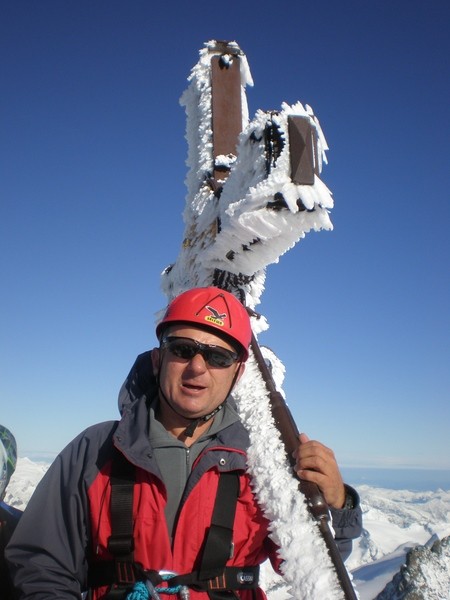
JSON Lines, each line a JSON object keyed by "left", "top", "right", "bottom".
{"left": 6, "top": 352, "right": 362, "bottom": 599}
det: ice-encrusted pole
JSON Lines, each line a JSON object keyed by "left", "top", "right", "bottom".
{"left": 249, "top": 328, "right": 358, "bottom": 600}
{"left": 160, "top": 40, "right": 356, "bottom": 599}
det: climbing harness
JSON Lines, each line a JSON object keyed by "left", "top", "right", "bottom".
{"left": 89, "top": 449, "right": 259, "bottom": 599}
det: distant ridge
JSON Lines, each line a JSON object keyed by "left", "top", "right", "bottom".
{"left": 342, "top": 467, "right": 450, "bottom": 492}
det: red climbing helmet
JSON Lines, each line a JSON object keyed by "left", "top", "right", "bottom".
{"left": 156, "top": 287, "right": 251, "bottom": 361}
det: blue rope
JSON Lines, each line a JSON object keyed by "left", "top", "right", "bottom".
{"left": 126, "top": 581, "right": 149, "bottom": 600}
{"left": 126, "top": 574, "right": 184, "bottom": 599}
{"left": 158, "top": 574, "right": 183, "bottom": 594}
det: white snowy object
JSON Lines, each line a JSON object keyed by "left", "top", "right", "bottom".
{"left": 160, "top": 41, "right": 344, "bottom": 598}
{"left": 161, "top": 42, "right": 333, "bottom": 322}
{"left": 5, "top": 457, "right": 49, "bottom": 510}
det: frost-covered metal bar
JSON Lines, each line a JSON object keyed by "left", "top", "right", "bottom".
{"left": 288, "top": 115, "right": 318, "bottom": 185}
{"left": 210, "top": 43, "right": 242, "bottom": 183}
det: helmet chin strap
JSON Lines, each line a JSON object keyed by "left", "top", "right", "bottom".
{"left": 157, "top": 383, "right": 224, "bottom": 438}
{"left": 156, "top": 352, "right": 242, "bottom": 438}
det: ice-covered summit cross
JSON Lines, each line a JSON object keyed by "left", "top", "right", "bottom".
{"left": 158, "top": 41, "right": 347, "bottom": 599}
{"left": 160, "top": 40, "right": 333, "bottom": 335}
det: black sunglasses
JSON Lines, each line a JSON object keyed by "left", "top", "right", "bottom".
{"left": 160, "top": 336, "right": 239, "bottom": 368}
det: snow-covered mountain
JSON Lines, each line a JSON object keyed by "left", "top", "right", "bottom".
{"left": 375, "top": 535, "right": 450, "bottom": 600}
{"left": 6, "top": 458, "right": 450, "bottom": 599}
{"left": 5, "top": 457, "right": 49, "bottom": 510}
{"left": 349, "top": 486, "right": 450, "bottom": 599}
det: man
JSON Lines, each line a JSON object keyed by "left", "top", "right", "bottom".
{"left": 7, "top": 287, "right": 362, "bottom": 599}
{"left": 1, "top": 424, "right": 22, "bottom": 599}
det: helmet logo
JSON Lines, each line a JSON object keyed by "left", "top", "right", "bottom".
{"left": 205, "top": 305, "right": 227, "bottom": 327}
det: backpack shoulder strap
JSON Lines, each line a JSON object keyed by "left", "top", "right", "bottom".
{"left": 198, "top": 471, "right": 239, "bottom": 580}
{"left": 107, "top": 450, "right": 135, "bottom": 559}
{"left": 103, "top": 449, "right": 137, "bottom": 600}
{"left": 88, "top": 448, "right": 136, "bottom": 600}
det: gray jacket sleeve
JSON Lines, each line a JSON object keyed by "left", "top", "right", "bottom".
{"left": 5, "top": 424, "right": 114, "bottom": 599}
{"left": 330, "top": 484, "right": 363, "bottom": 562}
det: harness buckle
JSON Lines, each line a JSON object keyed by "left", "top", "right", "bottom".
{"left": 114, "top": 560, "right": 136, "bottom": 585}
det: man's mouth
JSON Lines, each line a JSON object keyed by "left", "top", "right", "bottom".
{"left": 182, "top": 382, "right": 206, "bottom": 391}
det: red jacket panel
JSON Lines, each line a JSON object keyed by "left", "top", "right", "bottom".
{"left": 88, "top": 447, "right": 276, "bottom": 599}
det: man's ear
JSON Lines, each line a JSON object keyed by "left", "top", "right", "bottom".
{"left": 151, "top": 348, "right": 160, "bottom": 376}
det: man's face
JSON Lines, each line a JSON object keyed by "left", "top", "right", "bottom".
{"left": 151, "top": 324, "right": 244, "bottom": 421}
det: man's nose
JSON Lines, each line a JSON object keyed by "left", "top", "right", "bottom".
{"left": 186, "top": 351, "right": 208, "bottom": 372}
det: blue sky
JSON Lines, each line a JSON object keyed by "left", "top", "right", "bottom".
{"left": 1, "top": 0, "right": 449, "bottom": 470}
